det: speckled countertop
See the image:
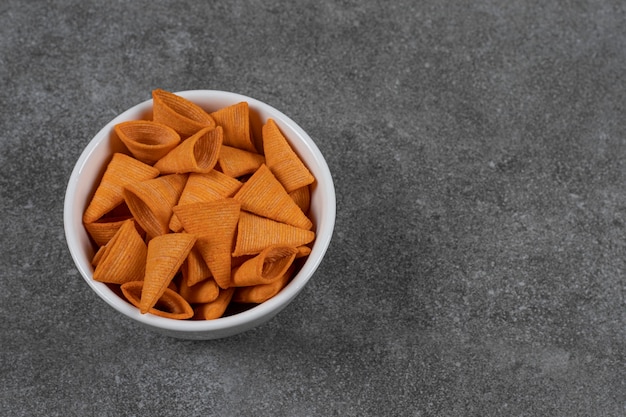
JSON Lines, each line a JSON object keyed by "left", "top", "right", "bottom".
{"left": 1, "top": 1, "right": 625, "bottom": 415}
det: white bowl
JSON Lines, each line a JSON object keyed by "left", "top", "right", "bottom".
{"left": 64, "top": 90, "right": 336, "bottom": 340}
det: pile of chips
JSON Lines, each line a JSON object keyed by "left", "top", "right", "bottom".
{"left": 83, "top": 89, "right": 316, "bottom": 320}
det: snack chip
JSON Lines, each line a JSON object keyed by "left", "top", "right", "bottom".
{"left": 154, "top": 126, "right": 223, "bottom": 175}
{"left": 262, "top": 118, "right": 314, "bottom": 193}
{"left": 179, "top": 275, "right": 220, "bottom": 304}
{"left": 181, "top": 246, "right": 212, "bottom": 286}
{"left": 169, "top": 171, "right": 242, "bottom": 232}
{"left": 140, "top": 233, "right": 196, "bottom": 313}
{"left": 193, "top": 287, "right": 235, "bottom": 320}
{"left": 84, "top": 216, "right": 137, "bottom": 247}
{"left": 232, "top": 211, "right": 315, "bottom": 257}
{"left": 210, "top": 101, "right": 256, "bottom": 152}
{"left": 233, "top": 164, "right": 312, "bottom": 230}
{"left": 230, "top": 245, "right": 298, "bottom": 287}
{"left": 121, "top": 281, "right": 194, "bottom": 320}
{"left": 123, "top": 174, "right": 187, "bottom": 240}
{"left": 152, "top": 89, "right": 216, "bottom": 138}
{"left": 217, "top": 145, "right": 265, "bottom": 177}
{"left": 289, "top": 186, "right": 311, "bottom": 214}
{"left": 83, "top": 153, "right": 159, "bottom": 224}
{"left": 92, "top": 219, "right": 147, "bottom": 285}
{"left": 115, "top": 120, "right": 181, "bottom": 165}
{"left": 173, "top": 199, "right": 241, "bottom": 289}
{"left": 233, "top": 265, "right": 295, "bottom": 304}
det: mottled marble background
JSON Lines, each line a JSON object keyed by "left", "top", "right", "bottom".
{"left": 1, "top": 1, "right": 625, "bottom": 415}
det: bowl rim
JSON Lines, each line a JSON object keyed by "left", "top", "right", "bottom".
{"left": 64, "top": 89, "right": 336, "bottom": 333}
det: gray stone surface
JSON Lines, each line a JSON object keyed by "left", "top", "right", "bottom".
{"left": 2, "top": 0, "right": 626, "bottom": 415}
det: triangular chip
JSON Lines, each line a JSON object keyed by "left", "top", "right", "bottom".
{"left": 217, "top": 145, "right": 265, "bottom": 178}
{"left": 193, "top": 287, "right": 235, "bottom": 320}
{"left": 210, "top": 101, "right": 256, "bottom": 152}
{"left": 152, "top": 89, "right": 216, "bottom": 138}
{"left": 169, "top": 171, "right": 242, "bottom": 232}
{"left": 91, "top": 245, "right": 106, "bottom": 268}
{"left": 83, "top": 153, "right": 159, "bottom": 224}
{"left": 289, "top": 186, "right": 311, "bottom": 214}
{"left": 181, "top": 246, "right": 212, "bottom": 286}
{"left": 296, "top": 245, "right": 312, "bottom": 258}
{"left": 121, "top": 281, "right": 194, "bottom": 320}
{"left": 232, "top": 212, "right": 315, "bottom": 257}
{"left": 93, "top": 219, "right": 147, "bottom": 284}
{"left": 232, "top": 264, "right": 295, "bottom": 304}
{"left": 263, "top": 119, "right": 314, "bottom": 193}
{"left": 154, "top": 126, "right": 222, "bottom": 175}
{"left": 173, "top": 199, "right": 241, "bottom": 289}
{"left": 233, "top": 164, "right": 312, "bottom": 230}
{"left": 85, "top": 216, "right": 135, "bottom": 247}
{"left": 115, "top": 120, "right": 181, "bottom": 165}
{"left": 140, "top": 233, "right": 196, "bottom": 313}
{"left": 230, "top": 245, "right": 298, "bottom": 287}
{"left": 123, "top": 174, "right": 187, "bottom": 239}
{"left": 179, "top": 275, "right": 220, "bottom": 304}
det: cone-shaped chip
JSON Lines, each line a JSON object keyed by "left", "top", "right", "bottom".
{"left": 210, "top": 101, "right": 256, "bottom": 152}
{"left": 232, "top": 212, "right": 315, "bottom": 257}
{"left": 217, "top": 145, "right": 265, "bottom": 178}
{"left": 122, "top": 281, "right": 194, "bottom": 320}
{"left": 140, "top": 233, "right": 196, "bottom": 314}
{"left": 93, "top": 219, "right": 147, "bottom": 284}
{"left": 173, "top": 199, "right": 241, "bottom": 289}
{"left": 230, "top": 245, "right": 298, "bottom": 287}
{"left": 193, "top": 288, "right": 235, "bottom": 320}
{"left": 115, "top": 120, "right": 181, "bottom": 165}
{"left": 123, "top": 173, "right": 187, "bottom": 239}
{"left": 83, "top": 153, "right": 159, "bottom": 224}
{"left": 263, "top": 119, "right": 314, "bottom": 193}
{"left": 152, "top": 89, "right": 216, "bottom": 138}
{"left": 169, "top": 171, "right": 242, "bottom": 232}
{"left": 233, "top": 164, "right": 312, "bottom": 230}
{"left": 154, "top": 126, "right": 222, "bottom": 175}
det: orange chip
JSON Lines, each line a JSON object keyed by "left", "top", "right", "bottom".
{"left": 296, "top": 245, "right": 312, "bottom": 258}
{"left": 93, "top": 219, "right": 147, "bottom": 284}
{"left": 154, "top": 126, "right": 222, "bottom": 175}
{"left": 210, "top": 101, "right": 257, "bottom": 152}
{"left": 123, "top": 173, "right": 187, "bottom": 239}
{"left": 179, "top": 275, "right": 220, "bottom": 304}
{"left": 181, "top": 246, "right": 212, "bottom": 286}
{"left": 230, "top": 245, "right": 298, "bottom": 287}
{"left": 121, "top": 281, "right": 194, "bottom": 320}
{"left": 217, "top": 145, "right": 265, "bottom": 178}
{"left": 232, "top": 211, "right": 315, "bottom": 257}
{"left": 263, "top": 119, "right": 314, "bottom": 193}
{"left": 233, "top": 164, "right": 312, "bottom": 230}
{"left": 152, "top": 89, "right": 216, "bottom": 138}
{"left": 193, "top": 287, "right": 235, "bottom": 320}
{"left": 232, "top": 265, "right": 295, "bottom": 304}
{"left": 173, "top": 199, "right": 241, "bottom": 289}
{"left": 91, "top": 245, "right": 106, "bottom": 268}
{"left": 169, "top": 171, "right": 242, "bottom": 232}
{"left": 140, "top": 233, "right": 196, "bottom": 314}
{"left": 289, "top": 186, "right": 311, "bottom": 214}
{"left": 84, "top": 216, "right": 144, "bottom": 247}
{"left": 83, "top": 153, "right": 160, "bottom": 224}
{"left": 114, "top": 120, "right": 181, "bottom": 165}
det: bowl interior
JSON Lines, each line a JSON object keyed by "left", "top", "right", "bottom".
{"left": 64, "top": 90, "right": 335, "bottom": 338}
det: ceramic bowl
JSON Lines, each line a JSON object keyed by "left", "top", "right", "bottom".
{"left": 64, "top": 90, "right": 335, "bottom": 339}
